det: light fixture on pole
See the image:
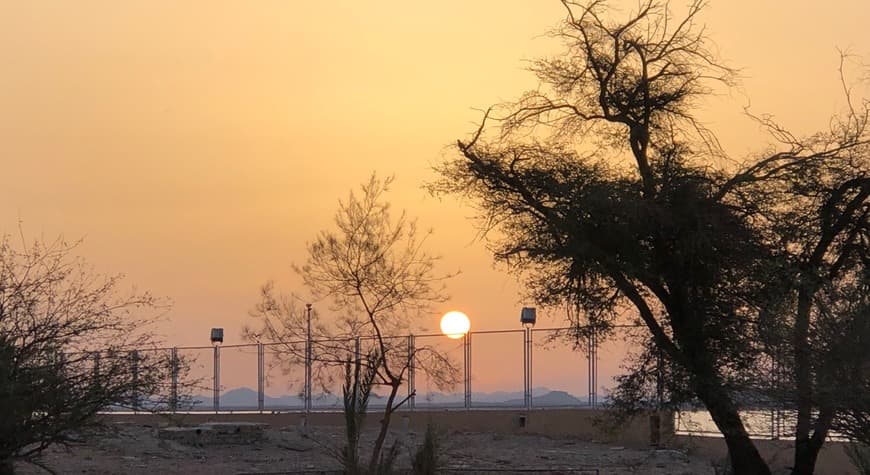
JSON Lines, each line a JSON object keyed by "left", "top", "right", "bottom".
{"left": 520, "top": 307, "right": 536, "bottom": 409}
{"left": 210, "top": 328, "right": 224, "bottom": 412}
{"left": 210, "top": 328, "right": 224, "bottom": 345}
{"left": 520, "top": 307, "right": 536, "bottom": 328}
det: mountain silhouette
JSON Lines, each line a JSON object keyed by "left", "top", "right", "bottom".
{"left": 191, "top": 386, "right": 590, "bottom": 410}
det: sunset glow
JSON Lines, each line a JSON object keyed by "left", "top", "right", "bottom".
{"left": 440, "top": 311, "right": 471, "bottom": 339}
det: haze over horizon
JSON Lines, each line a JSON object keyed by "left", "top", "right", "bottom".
{"left": 1, "top": 0, "right": 867, "bottom": 353}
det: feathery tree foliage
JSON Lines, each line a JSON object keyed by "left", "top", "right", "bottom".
{"left": 246, "top": 174, "right": 458, "bottom": 473}
{"left": 434, "top": 2, "right": 868, "bottom": 474}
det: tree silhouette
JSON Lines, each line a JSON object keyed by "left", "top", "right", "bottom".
{"left": 434, "top": 2, "right": 868, "bottom": 474}
{"left": 247, "top": 174, "right": 458, "bottom": 473}
{"left": 0, "top": 235, "right": 185, "bottom": 474}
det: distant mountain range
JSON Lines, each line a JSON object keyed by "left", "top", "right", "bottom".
{"left": 191, "top": 387, "right": 591, "bottom": 410}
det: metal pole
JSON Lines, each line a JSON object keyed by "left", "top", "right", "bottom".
{"left": 772, "top": 410, "right": 776, "bottom": 440}
{"left": 592, "top": 329, "right": 598, "bottom": 407}
{"left": 92, "top": 351, "right": 101, "bottom": 381}
{"left": 524, "top": 327, "right": 534, "bottom": 409}
{"left": 305, "top": 303, "right": 312, "bottom": 413}
{"left": 587, "top": 329, "right": 597, "bottom": 408}
{"left": 131, "top": 350, "right": 140, "bottom": 411}
{"left": 528, "top": 328, "right": 533, "bottom": 408}
{"left": 587, "top": 332, "right": 593, "bottom": 407}
{"left": 213, "top": 345, "right": 220, "bottom": 412}
{"left": 170, "top": 347, "right": 178, "bottom": 412}
{"left": 257, "top": 343, "right": 265, "bottom": 412}
{"left": 770, "top": 357, "right": 782, "bottom": 440}
{"left": 523, "top": 328, "right": 529, "bottom": 409}
{"left": 656, "top": 346, "right": 664, "bottom": 408}
{"left": 464, "top": 332, "right": 472, "bottom": 409}
{"left": 354, "top": 336, "right": 361, "bottom": 363}
{"left": 408, "top": 334, "right": 416, "bottom": 410}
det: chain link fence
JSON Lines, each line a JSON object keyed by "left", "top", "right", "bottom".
{"left": 107, "top": 325, "right": 639, "bottom": 413}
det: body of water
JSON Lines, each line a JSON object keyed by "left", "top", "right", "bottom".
{"left": 676, "top": 409, "right": 846, "bottom": 441}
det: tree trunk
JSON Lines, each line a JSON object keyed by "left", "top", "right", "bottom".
{"left": 792, "top": 441, "right": 823, "bottom": 475}
{"left": 669, "top": 301, "right": 771, "bottom": 475}
{"left": 791, "top": 408, "right": 834, "bottom": 475}
{"left": 367, "top": 383, "right": 400, "bottom": 473}
{"left": 695, "top": 377, "right": 771, "bottom": 475}
{"left": 793, "top": 289, "right": 815, "bottom": 451}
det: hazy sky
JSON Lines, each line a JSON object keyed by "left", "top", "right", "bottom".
{"left": 1, "top": 0, "right": 867, "bottom": 363}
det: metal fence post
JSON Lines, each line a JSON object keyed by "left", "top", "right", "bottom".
{"left": 131, "top": 350, "right": 140, "bottom": 411}
{"left": 587, "top": 329, "right": 597, "bottom": 408}
{"left": 354, "top": 336, "right": 361, "bottom": 363}
{"left": 593, "top": 329, "right": 598, "bottom": 407}
{"left": 408, "top": 334, "right": 416, "bottom": 410}
{"left": 464, "top": 332, "right": 472, "bottom": 409}
{"left": 213, "top": 345, "right": 220, "bottom": 412}
{"left": 170, "top": 347, "right": 178, "bottom": 412}
{"left": 656, "top": 346, "right": 664, "bottom": 408}
{"left": 92, "top": 351, "right": 101, "bottom": 381}
{"left": 770, "top": 410, "right": 776, "bottom": 440}
{"left": 529, "top": 330, "right": 534, "bottom": 408}
{"left": 257, "top": 343, "right": 265, "bottom": 412}
{"left": 523, "top": 328, "right": 530, "bottom": 409}
{"left": 305, "top": 304, "right": 312, "bottom": 414}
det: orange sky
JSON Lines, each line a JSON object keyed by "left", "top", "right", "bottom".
{"left": 1, "top": 0, "right": 867, "bottom": 364}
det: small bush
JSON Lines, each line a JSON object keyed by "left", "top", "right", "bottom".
{"left": 412, "top": 423, "right": 443, "bottom": 475}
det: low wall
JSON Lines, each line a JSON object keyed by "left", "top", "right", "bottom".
{"left": 105, "top": 408, "right": 669, "bottom": 449}
{"left": 673, "top": 434, "right": 855, "bottom": 474}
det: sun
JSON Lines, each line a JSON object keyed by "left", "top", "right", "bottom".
{"left": 440, "top": 311, "right": 470, "bottom": 339}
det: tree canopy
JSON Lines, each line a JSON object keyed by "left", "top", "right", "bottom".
{"left": 434, "top": 1, "right": 868, "bottom": 474}
{"left": 0, "top": 236, "right": 182, "bottom": 474}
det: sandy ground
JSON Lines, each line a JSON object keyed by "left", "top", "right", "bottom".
{"left": 14, "top": 423, "right": 720, "bottom": 474}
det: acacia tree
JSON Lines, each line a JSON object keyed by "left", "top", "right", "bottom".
{"left": 815, "top": 281, "right": 869, "bottom": 447}
{"left": 723, "top": 89, "right": 869, "bottom": 473}
{"left": 0, "top": 235, "right": 181, "bottom": 474}
{"left": 434, "top": 2, "right": 867, "bottom": 474}
{"left": 247, "top": 174, "right": 457, "bottom": 473}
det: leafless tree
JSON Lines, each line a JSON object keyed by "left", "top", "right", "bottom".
{"left": 721, "top": 56, "right": 869, "bottom": 473}
{"left": 0, "top": 235, "right": 186, "bottom": 474}
{"left": 247, "top": 174, "right": 458, "bottom": 473}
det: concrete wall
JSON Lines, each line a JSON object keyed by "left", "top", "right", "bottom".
{"left": 106, "top": 408, "right": 666, "bottom": 448}
{"left": 673, "top": 435, "right": 856, "bottom": 475}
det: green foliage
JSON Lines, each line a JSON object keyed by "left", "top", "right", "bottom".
{"left": 339, "top": 351, "right": 381, "bottom": 475}
{"left": 0, "top": 236, "right": 179, "bottom": 472}
{"left": 266, "top": 174, "right": 458, "bottom": 474}
{"left": 411, "top": 423, "right": 443, "bottom": 475}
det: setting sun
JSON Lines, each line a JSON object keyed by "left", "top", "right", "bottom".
{"left": 1, "top": 1, "right": 866, "bottom": 472}
{"left": 440, "top": 310, "right": 470, "bottom": 339}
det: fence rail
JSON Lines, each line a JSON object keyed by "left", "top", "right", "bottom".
{"left": 97, "top": 325, "right": 820, "bottom": 442}
{"left": 105, "top": 326, "right": 646, "bottom": 413}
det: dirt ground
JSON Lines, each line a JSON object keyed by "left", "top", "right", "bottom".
{"left": 14, "top": 422, "right": 721, "bottom": 474}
